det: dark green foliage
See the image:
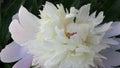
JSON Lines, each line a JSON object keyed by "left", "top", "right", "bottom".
{"left": 1, "top": 0, "right": 120, "bottom": 68}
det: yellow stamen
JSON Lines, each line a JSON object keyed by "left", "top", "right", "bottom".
{"left": 64, "top": 25, "right": 77, "bottom": 39}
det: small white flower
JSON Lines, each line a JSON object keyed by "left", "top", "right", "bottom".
{"left": 1, "top": 1, "right": 120, "bottom": 68}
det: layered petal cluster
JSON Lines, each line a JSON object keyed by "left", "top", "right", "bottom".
{"left": 1, "top": 2, "right": 120, "bottom": 68}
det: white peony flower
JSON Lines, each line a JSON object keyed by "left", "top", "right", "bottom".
{"left": 1, "top": 1, "right": 120, "bottom": 68}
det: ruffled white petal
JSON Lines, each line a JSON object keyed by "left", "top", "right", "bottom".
{"left": 76, "top": 4, "right": 90, "bottom": 23}
{"left": 105, "top": 22, "right": 120, "bottom": 37}
{"left": 95, "top": 22, "right": 112, "bottom": 34}
{"left": 65, "top": 7, "right": 78, "bottom": 19}
{"left": 78, "top": 4, "right": 90, "bottom": 18}
{"left": 18, "top": 6, "right": 39, "bottom": 33}
{"left": 13, "top": 54, "right": 33, "bottom": 68}
{"left": 44, "top": 52, "right": 66, "bottom": 68}
{"left": 0, "top": 42, "right": 27, "bottom": 63}
{"left": 9, "top": 19, "right": 34, "bottom": 44}
{"left": 90, "top": 11, "right": 96, "bottom": 18}
{"left": 42, "top": 2, "right": 58, "bottom": 19}
{"left": 41, "top": 1, "right": 67, "bottom": 24}
{"left": 95, "top": 11, "right": 104, "bottom": 26}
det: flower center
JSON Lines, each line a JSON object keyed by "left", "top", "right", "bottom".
{"left": 64, "top": 25, "right": 77, "bottom": 39}
{"left": 65, "top": 32, "right": 77, "bottom": 39}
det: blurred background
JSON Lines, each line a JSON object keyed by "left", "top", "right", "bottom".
{"left": 0, "top": 0, "right": 120, "bottom": 68}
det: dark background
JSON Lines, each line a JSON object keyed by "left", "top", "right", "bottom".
{"left": 0, "top": 0, "right": 120, "bottom": 68}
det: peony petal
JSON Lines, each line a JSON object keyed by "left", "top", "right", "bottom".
{"left": 18, "top": 6, "right": 39, "bottom": 33}
{"left": 44, "top": 1, "right": 57, "bottom": 13}
{"left": 101, "top": 44, "right": 120, "bottom": 68}
{"left": 90, "top": 11, "right": 96, "bottom": 18}
{"left": 0, "top": 42, "right": 27, "bottom": 63}
{"left": 65, "top": 7, "right": 77, "bottom": 19}
{"left": 43, "top": 1, "right": 58, "bottom": 18}
{"left": 13, "top": 54, "right": 33, "bottom": 68}
{"left": 76, "top": 4, "right": 91, "bottom": 23}
{"left": 103, "top": 38, "right": 119, "bottom": 45}
{"left": 95, "top": 22, "right": 112, "bottom": 34}
{"left": 43, "top": 2, "right": 57, "bottom": 16}
{"left": 78, "top": 4, "right": 90, "bottom": 17}
{"left": 95, "top": 11, "right": 104, "bottom": 26}
{"left": 12, "top": 13, "right": 19, "bottom": 21}
{"left": 9, "top": 19, "right": 34, "bottom": 44}
{"left": 105, "top": 22, "right": 120, "bottom": 37}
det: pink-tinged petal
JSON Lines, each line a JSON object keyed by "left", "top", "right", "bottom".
{"left": 12, "top": 13, "right": 19, "bottom": 20}
{"left": 13, "top": 54, "right": 33, "bottom": 68}
{"left": 103, "top": 38, "right": 119, "bottom": 45}
{"left": 9, "top": 19, "right": 34, "bottom": 44}
{"left": 101, "top": 44, "right": 120, "bottom": 68}
{"left": 18, "top": 6, "right": 39, "bottom": 33}
{"left": 105, "top": 22, "right": 120, "bottom": 37}
{"left": 0, "top": 42, "right": 27, "bottom": 63}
